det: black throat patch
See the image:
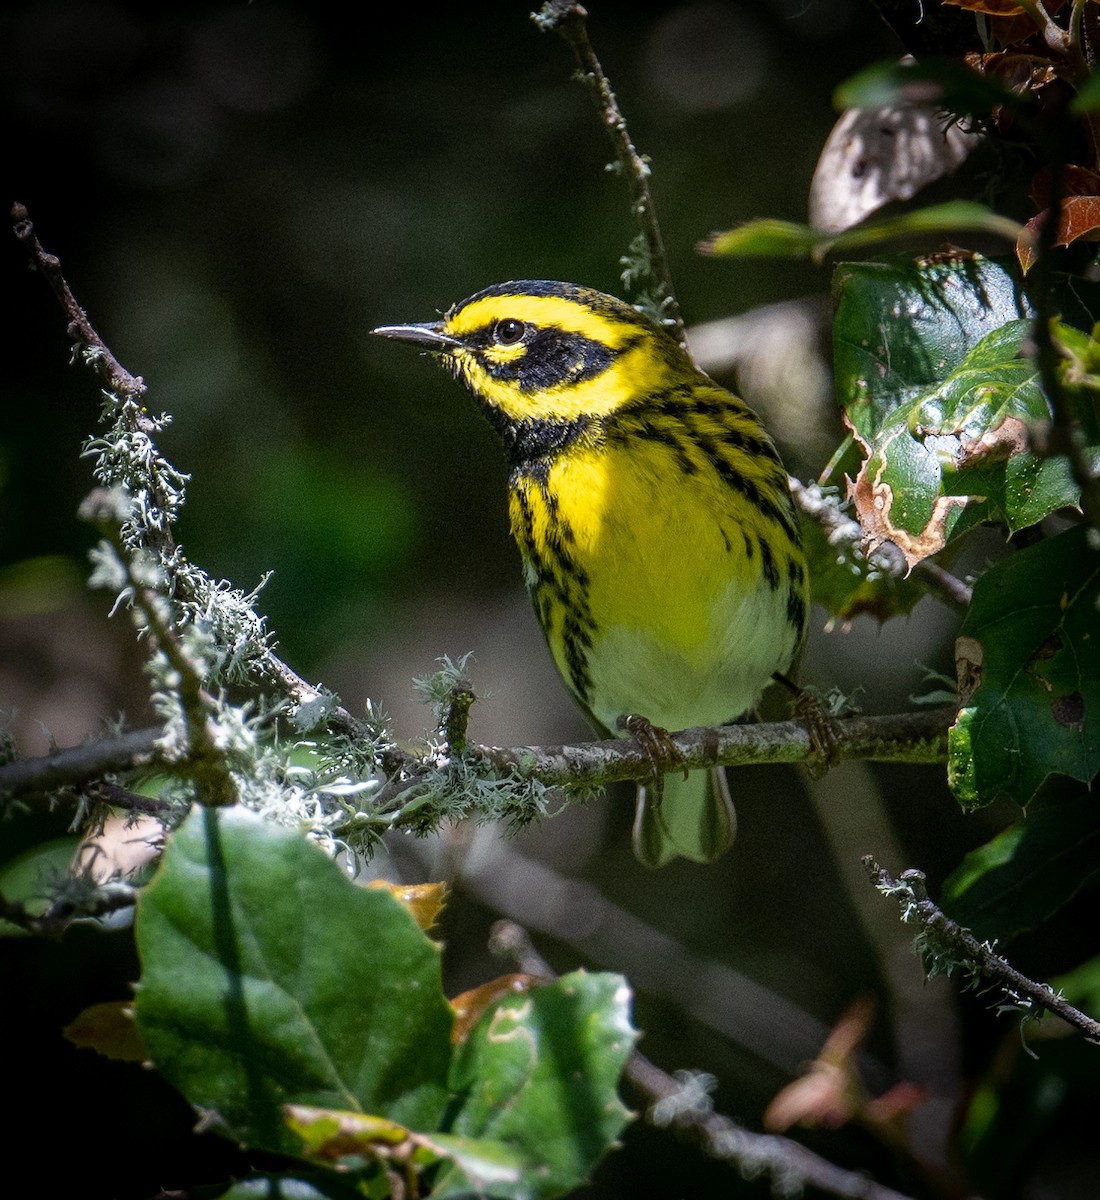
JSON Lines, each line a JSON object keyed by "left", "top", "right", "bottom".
{"left": 484, "top": 409, "right": 592, "bottom": 469}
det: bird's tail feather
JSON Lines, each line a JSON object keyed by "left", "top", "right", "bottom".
{"left": 632, "top": 766, "right": 736, "bottom": 868}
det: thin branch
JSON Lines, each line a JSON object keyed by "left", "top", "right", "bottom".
{"left": 0, "top": 708, "right": 952, "bottom": 809}
{"left": 0, "top": 727, "right": 164, "bottom": 800}
{"left": 491, "top": 920, "right": 918, "bottom": 1200}
{"left": 865, "top": 858, "right": 1100, "bottom": 1042}
{"left": 473, "top": 707, "right": 951, "bottom": 788}
{"left": 533, "top": 2, "right": 686, "bottom": 346}
{"left": 789, "top": 476, "right": 974, "bottom": 611}
{"left": 10, "top": 202, "right": 404, "bottom": 768}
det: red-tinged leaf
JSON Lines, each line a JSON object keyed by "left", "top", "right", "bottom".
{"left": 966, "top": 51, "right": 1057, "bottom": 95}
{"left": 1017, "top": 197, "right": 1100, "bottom": 273}
{"left": 1018, "top": 213, "right": 1042, "bottom": 273}
{"left": 947, "top": 0, "right": 1068, "bottom": 46}
{"left": 1058, "top": 195, "right": 1100, "bottom": 245}
{"left": 943, "top": 0, "right": 1031, "bottom": 15}
{"left": 1032, "top": 164, "right": 1100, "bottom": 207}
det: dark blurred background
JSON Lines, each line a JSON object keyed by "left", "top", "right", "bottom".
{"left": 3, "top": 2, "right": 1064, "bottom": 1197}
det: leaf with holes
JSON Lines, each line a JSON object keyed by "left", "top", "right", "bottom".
{"left": 833, "top": 256, "right": 1033, "bottom": 446}
{"left": 846, "top": 320, "right": 1096, "bottom": 569}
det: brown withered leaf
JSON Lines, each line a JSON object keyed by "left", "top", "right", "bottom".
{"left": 964, "top": 51, "right": 1057, "bottom": 94}
{"left": 848, "top": 429, "right": 973, "bottom": 572}
{"left": 450, "top": 973, "right": 540, "bottom": 1044}
{"left": 64, "top": 1000, "right": 148, "bottom": 1063}
{"left": 955, "top": 415, "right": 1030, "bottom": 468}
{"left": 1018, "top": 195, "right": 1100, "bottom": 273}
{"left": 949, "top": 0, "right": 1067, "bottom": 46}
{"left": 955, "top": 635, "right": 984, "bottom": 705}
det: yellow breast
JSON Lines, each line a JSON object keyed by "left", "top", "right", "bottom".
{"left": 510, "top": 431, "right": 804, "bottom": 734}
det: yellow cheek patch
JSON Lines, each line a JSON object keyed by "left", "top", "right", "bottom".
{"left": 452, "top": 340, "right": 676, "bottom": 423}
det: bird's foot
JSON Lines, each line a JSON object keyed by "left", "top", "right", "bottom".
{"left": 772, "top": 673, "right": 841, "bottom": 778}
{"left": 617, "top": 713, "right": 688, "bottom": 782}
{"left": 795, "top": 692, "right": 841, "bottom": 779}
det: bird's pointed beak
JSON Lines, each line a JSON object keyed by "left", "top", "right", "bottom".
{"left": 370, "top": 322, "right": 464, "bottom": 352}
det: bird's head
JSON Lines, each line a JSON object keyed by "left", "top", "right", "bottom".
{"left": 372, "top": 280, "right": 684, "bottom": 426}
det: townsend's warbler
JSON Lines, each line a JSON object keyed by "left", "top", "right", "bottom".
{"left": 374, "top": 281, "right": 808, "bottom": 867}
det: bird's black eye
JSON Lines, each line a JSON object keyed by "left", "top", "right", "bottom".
{"left": 494, "top": 318, "right": 527, "bottom": 346}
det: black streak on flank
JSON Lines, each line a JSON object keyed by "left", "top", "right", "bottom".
{"left": 759, "top": 537, "right": 780, "bottom": 589}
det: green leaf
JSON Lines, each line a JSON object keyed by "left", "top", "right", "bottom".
{"left": 847, "top": 318, "right": 1096, "bottom": 567}
{"left": 133, "top": 806, "right": 454, "bottom": 1158}
{"left": 1071, "top": 68, "right": 1100, "bottom": 114}
{"left": 701, "top": 218, "right": 824, "bottom": 260}
{"left": 957, "top": 1036, "right": 1098, "bottom": 1196}
{"left": 834, "top": 57, "right": 1024, "bottom": 117}
{"left": 183, "top": 1174, "right": 370, "bottom": 1200}
{"left": 833, "top": 257, "right": 1033, "bottom": 444}
{"left": 438, "top": 971, "right": 636, "bottom": 1199}
{"left": 834, "top": 258, "right": 1100, "bottom": 568}
{"left": 702, "top": 203, "right": 1022, "bottom": 265}
{"left": 0, "top": 837, "right": 81, "bottom": 936}
{"left": 941, "top": 785, "right": 1100, "bottom": 942}
{"left": 948, "top": 525, "right": 1100, "bottom": 811}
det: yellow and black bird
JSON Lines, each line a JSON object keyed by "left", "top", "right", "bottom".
{"left": 373, "top": 281, "right": 808, "bottom": 867}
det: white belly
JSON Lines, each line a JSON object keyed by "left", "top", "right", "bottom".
{"left": 580, "top": 575, "right": 798, "bottom": 733}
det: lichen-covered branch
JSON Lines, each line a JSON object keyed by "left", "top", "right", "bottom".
{"left": 865, "top": 858, "right": 1100, "bottom": 1042}
{"left": 3, "top": 705, "right": 950, "bottom": 815}
{"left": 532, "top": 2, "right": 685, "bottom": 345}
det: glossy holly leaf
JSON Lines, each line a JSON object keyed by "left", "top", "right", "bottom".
{"left": 948, "top": 525, "right": 1100, "bottom": 810}
{"left": 941, "top": 784, "right": 1100, "bottom": 941}
{"left": 437, "top": 971, "right": 636, "bottom": 1199}
{"left": 848, "top": 317, "right": 1098, "bottom": 569}
{"left": 133, "top": 806, "right": 455, "bottom": 1159}
{"left": 833, "top": 256, "right": 1033, "bottom": 445}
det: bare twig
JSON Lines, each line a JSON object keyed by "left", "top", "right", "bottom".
{"left": 865, "top": 858, "right": 1100, "bottom": 1042}
{"left": 0, "top": 727, "right": 164, "bottom": 800}
{"left": 533, "top": 2, "right": 686, "bottom": 346}
{"left": 490, "top": 920, "right": 918, "bottom": 1200}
